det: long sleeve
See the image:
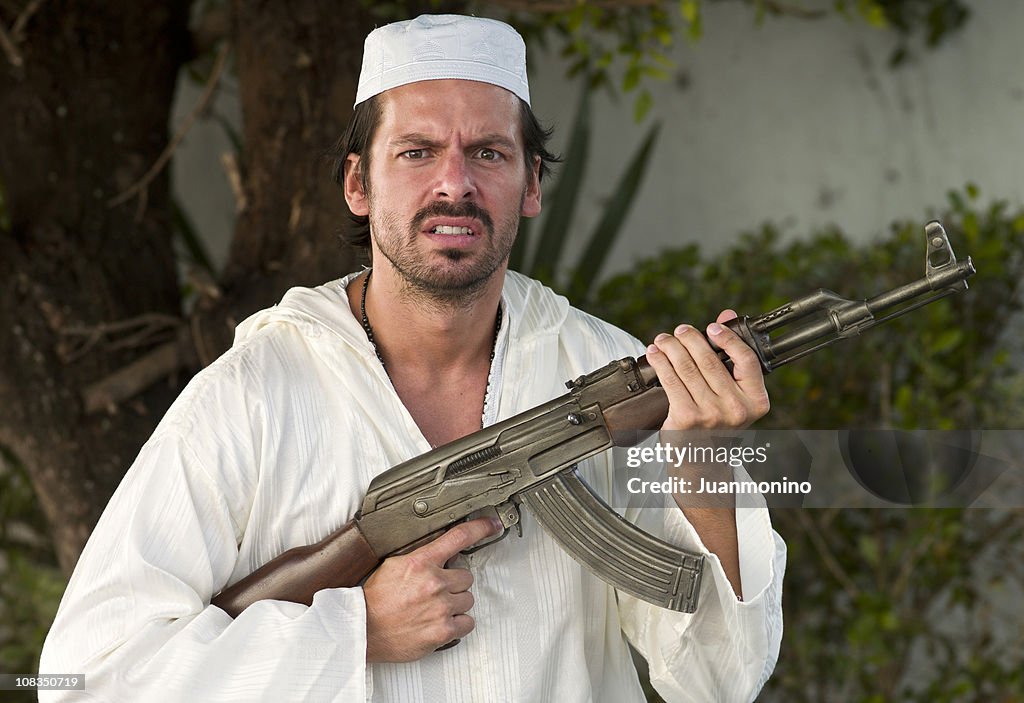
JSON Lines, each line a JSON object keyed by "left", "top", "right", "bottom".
{"left": 38, "top": 317, "right": 386, "bottom": 702}
{"left": 617, "top": 467, "right": 786, "bottom": 703}
{"left": 39, "top": 429, "right": 370, "bottom": 702}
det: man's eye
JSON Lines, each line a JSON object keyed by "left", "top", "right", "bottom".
{"left": 402, "top": 149, "right": 427, "bottom": 160}
{"left": 477, "top": 148, "right": 501, "bottom": 161}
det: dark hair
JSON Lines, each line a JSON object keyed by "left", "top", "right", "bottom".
{"left": 331, "top": 94, "right": 560, "bottom": 251}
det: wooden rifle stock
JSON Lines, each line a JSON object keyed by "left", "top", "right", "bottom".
{"left": 212, "top": 520, "right": 381, "bottom": 618}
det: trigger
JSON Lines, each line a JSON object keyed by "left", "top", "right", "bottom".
{"left": 461, "top": 501, "right": 523, "bottom": 554}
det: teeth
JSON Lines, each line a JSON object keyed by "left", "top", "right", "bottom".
{"left": 432, "top": 225, "right": 473, "bottom": 235}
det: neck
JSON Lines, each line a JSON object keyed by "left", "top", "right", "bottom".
{"left": 352, "top": 265, "right": 505, "bottom": 374}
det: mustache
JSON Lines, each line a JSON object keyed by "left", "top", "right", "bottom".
{"left": 411, "top": 201, "right": 494, "bottom": 234}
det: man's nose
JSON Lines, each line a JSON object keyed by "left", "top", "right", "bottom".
{"left": 433, "top": 153, "right": 476, "bottom": 201}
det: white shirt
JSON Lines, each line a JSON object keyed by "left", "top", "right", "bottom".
{"left": 40, "top": 271, "right": 785, "bottom": 702}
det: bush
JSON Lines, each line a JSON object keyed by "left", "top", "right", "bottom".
{"left": 584, "top": 187, "right": 1024, "bottom": 701}
{"left": 0, "top": 449, "right": 63, "bottom": 703}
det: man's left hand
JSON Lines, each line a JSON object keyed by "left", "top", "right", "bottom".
{"left": 645, "top": 309, "right": 770, "bottom": 432}
{"left": 644, "top": 309, "right": 768, "bottom": 598}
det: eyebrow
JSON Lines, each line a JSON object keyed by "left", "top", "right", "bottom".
{"left": 389, "top": 132, "right": 518, "bottom": 153}
{"left": 389, "top": 133, "right": 442, "bottom": 150}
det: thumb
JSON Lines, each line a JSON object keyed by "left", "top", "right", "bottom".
{"left": 413, "top": 517, "right": 502, "bottom": 566}
{"left": 716, "top": 309, "right": 738, "bottom": 325}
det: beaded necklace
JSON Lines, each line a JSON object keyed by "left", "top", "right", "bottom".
{"left": 359, "top": 269, "right": 503, "bottom": 429}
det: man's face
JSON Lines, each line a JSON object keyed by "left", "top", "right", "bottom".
{"left": 344, "top": 79, "right": 542, "bottom": 301}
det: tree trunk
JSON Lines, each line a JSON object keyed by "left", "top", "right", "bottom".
{"left": 0, "top": 0, "right": 191, "bottom": 575}
{"left": 187, "top": 1, "right": 376, "bottom": 355}
{"left": 0, "top": 1, "right": 461, "bottom": 577}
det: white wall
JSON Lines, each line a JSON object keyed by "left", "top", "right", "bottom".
{"left": 173, "top": 1, "right": 1024, "bottom": 276}
{"left": 171, "top": 73, "right": 240, "bottom": 273}
{"left": 528, "top": 0, "right": 1024, "bottom": 275}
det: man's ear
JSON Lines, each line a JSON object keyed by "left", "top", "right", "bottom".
{"left": 521, "top": 155, "right": 542, "bottom": 218}
{"left": 343, "top": 154, "right": 369, "bottom": 216}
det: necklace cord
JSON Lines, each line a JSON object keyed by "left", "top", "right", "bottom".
{"left": 359, "top": 269, "right": 503, "bottom": 431}
{"left": 359, "top": 268, "right": 503, "bottom": 369}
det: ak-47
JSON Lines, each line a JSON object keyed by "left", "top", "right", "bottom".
{"left": 212, "top": 221, "right": 975, "bottom": 617}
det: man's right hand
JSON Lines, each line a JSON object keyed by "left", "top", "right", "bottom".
{"left": 363, "top": 517, "right": 502, "bottom": 662}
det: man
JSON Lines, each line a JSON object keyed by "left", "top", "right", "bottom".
{"left": 41, "top": 14, "right": 785, "bottom": 702}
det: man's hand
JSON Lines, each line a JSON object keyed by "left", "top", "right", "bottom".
{"left": 363, "top": 517, "right": 501, "bottom": 662}
{"left": 645, "top": 310, "right": 769, "bottom": 432}
{"left": 644, "top": 309, "right": 769, "bottom": 599}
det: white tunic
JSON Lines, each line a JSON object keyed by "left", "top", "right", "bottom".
{"left": 40, "top": 271, "right": 785, "bottom": 702}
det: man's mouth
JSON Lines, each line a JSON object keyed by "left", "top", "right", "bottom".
{"left": 430, "top": 225, "right": 474, "bottom": 235}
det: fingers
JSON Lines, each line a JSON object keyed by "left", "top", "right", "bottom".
{"left": 705, "top": 317, "right": 767, "bottom": 402}
{"left": 363, "top": 542, "right": 481, "bottom": 662}
{"left": 716, "top": 309, "right": 738, "bottom": 325}
{"left": 443, "top": 565, "right": 474, "bottom": 594}
{"left": 414, "top": 517, "right": 502, "bottom": 566}
{"left": 648, "top": 311, "right": 770, "bottom": 429}
{"left": 449, "top": 613, "right": 476, "bottom": 641}
{"left": 448, "top": 590, "right": 474, "bottom": 616}
{"left": 648, "top": 325, "right": 726, "bottom": 399}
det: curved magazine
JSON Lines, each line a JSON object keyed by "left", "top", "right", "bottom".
{"left": 519, "top": 469, "right": 704, "bottom": 613}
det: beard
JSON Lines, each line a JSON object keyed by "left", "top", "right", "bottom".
{"left": 369, "top": 196, "right": 523, "bottom": 307}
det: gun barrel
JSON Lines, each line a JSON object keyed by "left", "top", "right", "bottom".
{"left": 867, "top": 258, "right": 975, "bottom": 313}
{"left": 739, "top": 227, "right": 976, "bottom": 369}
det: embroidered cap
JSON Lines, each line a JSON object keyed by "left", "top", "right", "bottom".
{"left": 354, "top": 14, "right": 530, "bottom": 107}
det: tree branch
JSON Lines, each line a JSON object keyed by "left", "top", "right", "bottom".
{"left": 0, "top": 0, "right": 47, "bottom": 67}
{"left": 760, "top": 1, "right": 828, "bottom": 20}
{"left": 108, "top": 42, "right": 230, "bottom": 215}
{"left": 12, "top": 0, "right": 47, "bottom": 36}
{"left": 59, "top": 312, "right": 181, "bottom": 362}
{"left": 221, "top": 151, "right": 247, "bottom": 213}
{"left": 486, "top": 0, "right": 660, "bottom": 12}
{"left": 794, "top": 509, "right": 861, "bottom": 600}
{"left": 0, "top": 19, "right": 22, "bottom": 67}
{"left": 81, "top": 326, "right": 197, "bottom": 415}
{"left": 190, "top": 3, "right": 231, "bottom": 58}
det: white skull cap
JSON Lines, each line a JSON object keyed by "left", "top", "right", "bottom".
{"left": 354, "top": 14, "right": 530, "bottom": 107}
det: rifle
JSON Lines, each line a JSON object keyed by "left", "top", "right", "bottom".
{"left": 212, "top": 221, "right": 975, "bottom": 617}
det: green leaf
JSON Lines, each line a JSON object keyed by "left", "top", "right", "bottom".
{"left": 679, "top": 0, "right": 700, "bottom": 25}
{"left": 622, "top": 64, "right": 641, "bottom": 93}
{"left": 566, "top": 5, "right": 587, "bottom": 34}
{"left": 633, "top": 89, "right": 653, "bottom": 122}
{"left": 858, "top": 0, "right": 889, "bottom": 28}
{"left": 931, "top": 328, "right": 963, "bottom": 354}
{"left": 569, "top": 122, "right": 661, "bottom": 301}
{"left": 858, "top": 535, "right": 881, "bottom": 566}
{"left": 529, "top": 85, "right": 592, "bottom": 282}
{"left": 641, "top": 64, "right": 670, "bottom": 81}
{"left": 651, "top": 51, "right": 676, "bottom": 68}
{"left": 509, "top": 215, "right": 532, "bottom": 273}
{"left": 687, "top": 10, "right": 704, "bottom": 40}
{"left": 880, "top": 609, "right": 899, "bottom": 631}
{"left": 753, "top": 0, "right": 767, "bottom": 24}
